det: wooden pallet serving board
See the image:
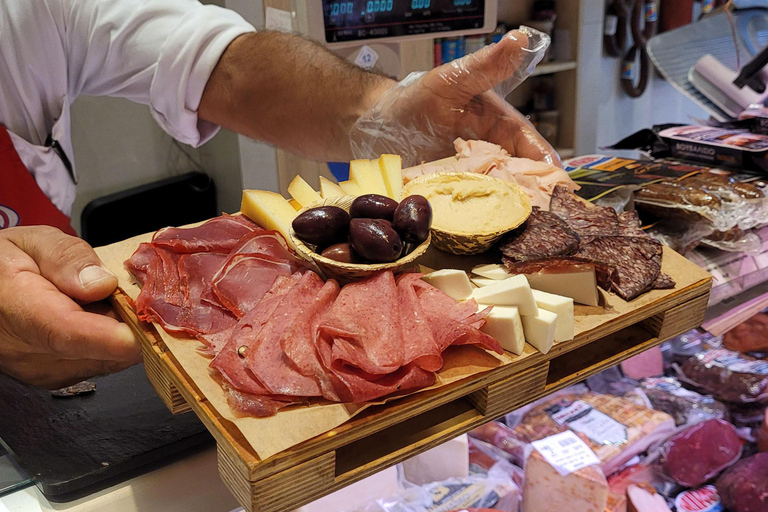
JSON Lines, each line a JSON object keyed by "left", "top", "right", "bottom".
{"left": 96, "top": 232, "right": 711, "bottom": 512}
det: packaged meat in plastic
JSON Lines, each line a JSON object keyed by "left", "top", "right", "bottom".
{"left": 674, "top": 485, "right": 723, "bottom": 512}
{"left": 715, "top": 453, "right": 768, "bottom": 512}
{"left": 680, "top": 349, "right": 768, "bottom": 404}
{"left": 723, "top": 313, "right": 768, "bottom": 353}
{"left": 757, "top": 409, "right": 768, "bottom": 452}
{"left": 661, "top": 419, "right": 743, "bottom": 487}
{"left": 513, "top": 393, "right": 676, "bottom": 476}
{"left": 638, "top": 377, "right": 729, "bottom": 426}
{"left": 522, "top": 450, "right": 608, "bottom": 512}
{"left": 467, "top": 439, "right": 524, "bottom": 490}
{"left": 626, "top": 484, "right": 672, "bottom": 512}
{"left": 468, "top": 422, "right": 531, "bottom": 468}
{"left": 606, "top": 464, "right": 679, "bottom": 512}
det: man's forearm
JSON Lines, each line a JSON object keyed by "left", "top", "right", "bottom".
{"left": 198, "top": 31, "right": 395, "bottom": 161}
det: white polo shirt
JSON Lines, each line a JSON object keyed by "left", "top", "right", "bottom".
{"left": 0, "top": 0, "right": 255, "bottom": 216}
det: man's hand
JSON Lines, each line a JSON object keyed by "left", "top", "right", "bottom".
{"left": 0, "top": 227, "right": 141, "bottom": 389}
{"left": 351, "top": 29, "right": 560, "bottom": 167}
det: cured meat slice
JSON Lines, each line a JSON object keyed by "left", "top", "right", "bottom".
{"left": 212, "top": 232, "right": 307, "bottom": 317}
{"left": 196, "top": 327, "right": 235, "bottom": 357}
{"left": 653, "top": 273, "right": 676, "bottom": 289}
{"left": 244, "top": 272, "right": 326, "bottom": 397}
{"left": 572, "top": 236, "right": 662, "bottom": 301}
{"left": 319, "top": 271, "right": 404, "bottom": 375}
{"left": 223, "top": 386, "right": 298, "bottom": 418}
{"left": 617, "top": 210, "right": 647, "bottom": 237}
{"left": 282, "top": 280, "right": 342, "bottom": 401}
{"left": 135, "top": 248, "right": 190, "bottom": 334}
{"left": 395, "top": 274, "right": 444, "bottom": 372}
{"left": 125, "top": 243, "right": 157, "bottom": 285}
{"left": 152, "top": 214, "right": 262, "bottom": 253}
{"left": 210, "top": 274, "right": 302, "bottom": 396}
{"left": 500, "top": 207, "right": 580, "bottom": 263}
{"left": 177, "top": 253, "right": 237, "bottom": 334}
{"left": 550, "top": 185, "right": 619, "bottom": 237}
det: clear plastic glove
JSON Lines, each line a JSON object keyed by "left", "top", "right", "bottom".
{"left": 350, "top": 27, "right": 558, "bottom": 167}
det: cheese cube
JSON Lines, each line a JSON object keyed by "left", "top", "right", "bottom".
{"left": 523, "top": 263, "right": 600, "bottom": 306}
{"left": 422, "top": 269, "right": 473, "bottom": 301}
{"left": 470, "top": 275, "right": 538, "bottom": 316}
{"left": 319, "top": 176, "right": 346, "bottom": 199}
{"left": 241, "top": 190, "right": 297, "bottom": 247}
{"left": 480, "top": 306, "right": 525, "bottom": 355}
{"left": 532, "top": 290, "right": 574, "bottom": 343}
{"left": 349, "top": 159, "right": 388, "bottom": 196}
{"left": 378, "top": 154, "right": 403, "bottom": 200}
{"left": 338, "top": 179, "right": 363, "bottom": 196}
{"left": 523, "top": 451, "right": 608, "bottom": 512}
{"left": 287, "top": 175, "right": 322, "bottom": 208}
{"left": 471, "top": 263, "right": 509, "bottom": 280}
{"left": 470, "top": 276, "right": 498, "bottom": 288}
{"left": 521, "top": 309, "right": 558, "bottom": 354}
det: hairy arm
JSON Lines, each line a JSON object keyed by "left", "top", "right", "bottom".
{"left": 199, "top": 31, "right": 395, "bottom": 162}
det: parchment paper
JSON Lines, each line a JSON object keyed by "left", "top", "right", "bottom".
{"left": 95, "top": 231, "right": 509, "bottom": 460}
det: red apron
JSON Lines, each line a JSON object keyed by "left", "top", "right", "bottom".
{"left": 0, "top": 125, "right": 77, "bottom": 236}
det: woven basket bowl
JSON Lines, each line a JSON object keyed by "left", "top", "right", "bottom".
{"left": 289, "top": 195, "right": 431, "bottom": 282}
{"left": 402, "top": 172, "right": 532, "bottom": 255}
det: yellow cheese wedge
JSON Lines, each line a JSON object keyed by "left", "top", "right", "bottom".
{"left": 287, "top": 175, "right": 322, "bottom": 208}
{"left": 288, "top": 199, "right": 302, "bottom": 211}
{"left": 350, "top": 159, "right": 388, "bottom": 196}
{"left": 241, "top": 190, "right": 297, "bottom": 247}
{"left": 338, "top": 179, "right": 363, "bottom": 196}
{"left": 319, "top": 176, "right": 346, "bottom": 198}
{"left": 378, "top": 154, "right": 402, "bottom": 200}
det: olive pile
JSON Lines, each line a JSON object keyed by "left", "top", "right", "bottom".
{"left": 292, "top": 194, "right": 432, "bottom": 264}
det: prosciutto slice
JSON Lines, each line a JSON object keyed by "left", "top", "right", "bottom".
{"left": 124, "top": 243, "right": 157, "bottom": 285}
{"left": 135, "top": 248, "right": 189, "bottom": 334}
{"left": 152, "top": 214, "right": 262, "bottom": 253}
{"left": 177, "top": 253, "right": 237, "bottom": 334}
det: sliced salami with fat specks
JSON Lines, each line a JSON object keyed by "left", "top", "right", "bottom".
{"left": 653, "top": 273, "right": 676, "bottom": 289}
{"left": 572, "top": 236, "right": 662, "bottom": 301}
{"left": 617, "top": 210, "right": 647, "bottom": 237}
{"left": 550, "top": 184, "right": 620, "bottom": 237}
{"left": 499, "top": 207, "right": 580, "bottom": 263}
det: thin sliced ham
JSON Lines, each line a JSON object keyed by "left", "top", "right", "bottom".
{"left": 178, "top": 253, "right": 237, "bottom": 334}
{"left": 124, "top": 243, "right": 157, "bottom": 285}
{"left": 153, "top": 214, "right": 262, "bottom": 253}
{"left": 135, "top": 248, "right": 190, "bottom": 334}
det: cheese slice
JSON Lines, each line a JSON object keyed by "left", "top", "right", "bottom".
{"left": 532, "top": 290, "right": 574, "bottom": 343}
{"left": 288, "top": 198, "right": 302, "bottom": 211}
{"left": 287, "top": 175, "right": 322, "bottom": 208}
{"left": 523, "top": 263, "right": 600, "bottom": 306}
{"left": 422, "top": 269, "right": 473, "bottom": 301}
{"left": 470, "top": 275, "right": 537, "bottom": 316}
{"left": 521, "top": 308, "right": 557, "bottom": 354}
{"left": 523, "top": 451, "right": 608, "bottom": 512}
{"left": 319, "top": 176, "right": 346, "bottom": 199}
{"left": 241, "top": 190, "right": 297, "bottom": 247}
{"left": 378, "top": 154, "right": 402, "bottom": 200}
{"left": 470, "top": 276, "right": 498, "bottom": 288}
{"left": 471, "top": 263, "right": 509, "bottom": 280}
{"left": 480, "top": 306, "right": 525, "bottom": 355}
{"left": 338, "top": 179, "right": 363, "bottom": 196}
{"left": 349, "top": 159, "right": 388, "bottom": 196}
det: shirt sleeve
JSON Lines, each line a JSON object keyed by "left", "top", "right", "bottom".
{"left": 60, "top": 0, "right": 255, "bottom": 147}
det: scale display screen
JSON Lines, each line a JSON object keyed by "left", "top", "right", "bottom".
{"left": 322, "top": 0, "right": 486, "bottom": 43}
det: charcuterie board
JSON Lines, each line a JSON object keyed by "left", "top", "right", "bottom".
{"left": 96, "top": 227, "right": 711, "bottom": 512}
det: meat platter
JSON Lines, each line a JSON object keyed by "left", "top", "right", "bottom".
{"left": 96, "top": 144, "right": 712, "bottom": 512}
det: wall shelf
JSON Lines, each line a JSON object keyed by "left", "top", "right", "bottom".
{"left": 530, "top": 60, "right": 578, "bottom": 76}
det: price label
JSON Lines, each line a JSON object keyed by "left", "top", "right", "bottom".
{"left": 354, "top": 45, "right": 379, "bottom": 70}
{"left": 532, "top": 431, "right": 601, "bottom": 476}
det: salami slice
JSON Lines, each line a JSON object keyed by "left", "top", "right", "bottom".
{"left": 653, "top": 273, "right": 676, "bottom": 289}
{"left": 499, "top": 207, "right": 580, "bottom": 263}
{"left": 550, "top": 185, "right": 619, "bottom": 237}
{"left": 617, "top": 210, "right": 647, "bottom": 237}
{"left": 572, "top": 236, "right": 662, "bottom": 301}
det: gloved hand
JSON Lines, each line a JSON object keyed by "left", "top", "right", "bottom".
{"left": 350, "top": 27, "right": 558, "bottom": 167}
{"left": 0, "top": 226, "right": 141, "bottom": 388}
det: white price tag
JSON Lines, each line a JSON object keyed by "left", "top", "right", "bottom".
{"left": 532, "top": 431, "right": 600, "bottom": 476}
{"left": 265, "top": 7, "right": 293, "bottom": 32}
{"left": 354, "top": 45, "right": 379, "bottom": 70}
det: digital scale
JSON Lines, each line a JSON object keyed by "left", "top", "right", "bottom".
{"left": 299, "top": 0, "right": 497, "bottom": 47}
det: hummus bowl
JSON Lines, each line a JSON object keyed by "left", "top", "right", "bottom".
{"left": 402, "top": 172, "right": 532, "bottom": 255}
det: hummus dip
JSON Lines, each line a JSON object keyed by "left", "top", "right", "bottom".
{"left": 404, "top": 173, "right": 531, "bottom": 234}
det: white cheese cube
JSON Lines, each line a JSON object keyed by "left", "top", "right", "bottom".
{"left": 523, "top": 263, "right": 600, "bottom": 306}
{"left": 422, "top": 269, "right": 473, "bottom": 301}
{"left": 480, "top": 306, "right": 525, "bottom": 355}
{"left": 521, "top": 309, "right": 558, "bottom": 354}
{"left": 532, "top": 289, "right": 574, "bottom": 343}
{"left": 470, "top": 275, "right": 538, "bottom": 316}
{"left": 471, "top": 263, "right": 509, "bottom": 280}
{"left": 470, "top": 276, "right": 498, "bottom": 288}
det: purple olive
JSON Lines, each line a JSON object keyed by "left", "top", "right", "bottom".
{"left": 320, "top": 243, "right": 361, "bottom": 263}
{"left": 292, "top": 206, "right": 350, "bottom": 246}
{"left": 349, "top": 194, "right": 399, "bottom": 221}
{"left": 349, "top": 219, "right": 402, "bottom": 263}
{"left": 393, "top": 195, "right": 432, "bottom": 244}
